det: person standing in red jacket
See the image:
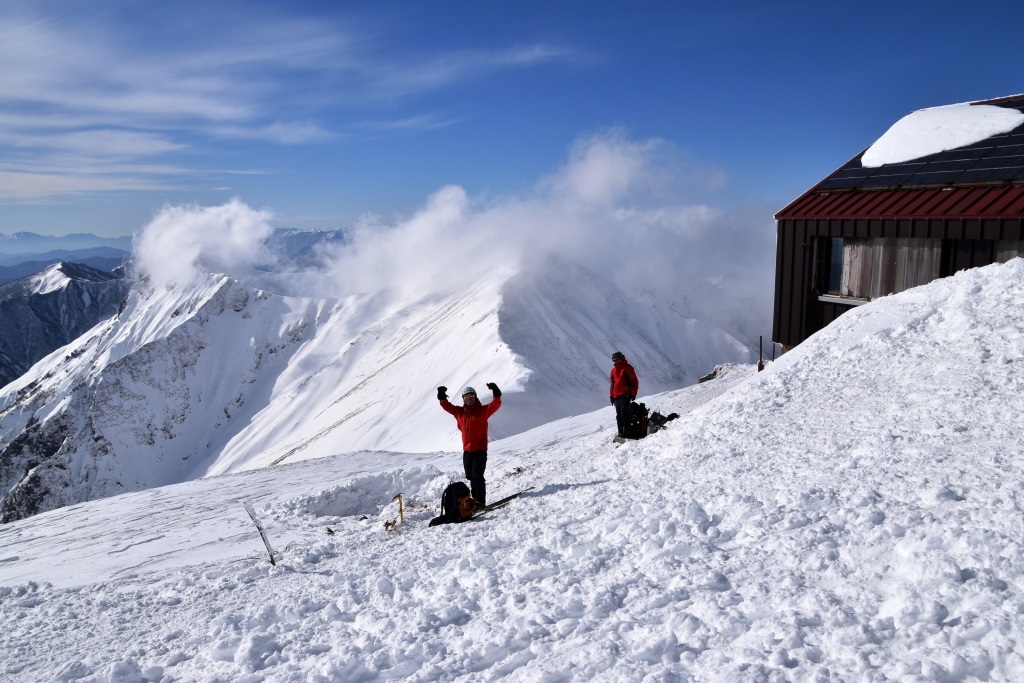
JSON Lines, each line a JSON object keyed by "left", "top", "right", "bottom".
{"left": 610, "top": 351, "right": 639, "bottom": 438}
{"left": 437, "top": 383, "right": 502, "bottom": 507}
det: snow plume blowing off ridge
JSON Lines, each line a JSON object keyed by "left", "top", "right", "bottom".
{"left": 132, "top": 131, "right": 774, "bottom": 343}
{"left": 132, "top": 199, "right": 276, "bottom": 289}
{"left": 122, "top": 131, "right": 772, "bottom": 450}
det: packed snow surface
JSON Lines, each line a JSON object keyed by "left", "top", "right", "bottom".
{"left": 3, "top": 260, "right": 1024, "bottom": 681}
{"left": 861, "top": 101, "right": 1024, "bottom": 167}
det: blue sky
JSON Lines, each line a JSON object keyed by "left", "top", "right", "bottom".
{"left": 1, "top": 0, "right": 1022, "bottom": 238}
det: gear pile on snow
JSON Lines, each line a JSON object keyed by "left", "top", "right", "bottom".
{"left": 428, "top": 482, "right": 475, "bottom": 526}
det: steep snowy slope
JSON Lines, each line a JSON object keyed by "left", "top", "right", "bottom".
{"left": 0, "top": 258, "right": 752, "bottom": 521}
{"left": 0, "top": 274, "right": 324, "bottom": 522}
{"left": 498, "top": 255, "right": 752, "bottom": 433}
{"left": 1, "top": 260, "right": 1022, "bottom": 681}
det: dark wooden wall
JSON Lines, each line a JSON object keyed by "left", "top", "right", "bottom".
{"left": 773, "top": 217, "right": 1024, "bottom": 348}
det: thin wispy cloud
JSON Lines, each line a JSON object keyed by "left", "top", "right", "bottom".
{"left": 0, "top": 4, "right": 580, "bottom": 202}
{"left": 364, "top": 46, "right": 582, "bottom": 100}
{"left": 350, "top": 112, "right": 463, "bottom": 134}
{"left": 0, "top": 170, "right": 177, "bottom": 200}
{"left": 207, "top": 122, "right": 335, "bottom": 145}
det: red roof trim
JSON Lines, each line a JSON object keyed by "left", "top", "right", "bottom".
{"left": 777, "top": 186, "right": 1024, "bottom": 220}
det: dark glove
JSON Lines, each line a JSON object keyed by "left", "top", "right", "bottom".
{"left": 486, "top": 382, "right": 501, "bottom": 397}
{"left": 437, "top": 386, "right": 448, "bottom": 401}
{"left": 610, "top": 396, "right": 615, "bottom": 404}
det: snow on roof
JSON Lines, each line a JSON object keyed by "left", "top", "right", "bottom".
{"left": 861, "top": 102, "right": 1024, "bottom": 168}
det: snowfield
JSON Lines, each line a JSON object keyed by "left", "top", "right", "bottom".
{"left": 2, "top": 259, "right": 1024, "bottom": 681}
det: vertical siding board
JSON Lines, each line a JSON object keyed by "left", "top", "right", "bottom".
{"left": 965, "top": 219, "right": 982, "bottom": 241}
{"left": 782, "top": 222, "right": 798, "bottom": 345}
{"left": 780, "top": 221, "right": 796, "bottom": 345}
{"left": 789, "top": 223, "right": 802, "bottom": 344}
{"left": 782, "top": 221, "right": 798, "bottom": 344}
{"left": 798, "top": 222, "right": 813, "bottom": 342}
{"left": 947, "top": 220, "right": 964, "bottom": 240}
{"left": 973, "top": 240, "right": 992, "bottom": 269}
{"left": 772, "top": 221, "right": 786, "bottom": 343}
{"left": 982, "top": 219, "right": 1001, "bottom": 241}
{"left": 953, "top": 242, "right": 972, "bottom": 273}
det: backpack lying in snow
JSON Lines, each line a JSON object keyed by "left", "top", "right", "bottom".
{"left": 648, "top": 410, "right": 680, "bottom": 435}
{"left": 428, "top": 481, "right": 476, "bottom": 526}
{"left": 622, "top": 401, "right": 650, "bottom": 440}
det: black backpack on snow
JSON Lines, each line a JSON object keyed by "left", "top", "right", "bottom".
{"left": 428, "top": 481, "right": 475, "bottom": 526}
{"left": 648, "top": 410, "right": 680, "bottom": 435}
{"left": 623, "top": 401, "right": 650, "bottom": 440}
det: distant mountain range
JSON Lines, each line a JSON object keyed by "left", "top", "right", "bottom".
{"left": 0, "top": 231, "right": 132, "bottom": 255}
{"left": 0, "top": 232, "right": 132, "bottom": 285}
{"left": 0, "top": 229, "right": 347, "bottom": 285}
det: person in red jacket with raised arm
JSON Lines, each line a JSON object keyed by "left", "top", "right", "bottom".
{"left": 610, "top": 351, "right": 639, "bottom": 438}
{"left": 437, "top": 383, "right": 502, "bottom": 508}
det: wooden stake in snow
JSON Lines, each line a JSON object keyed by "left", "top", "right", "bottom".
{"left": 243, "top": 500, "right": 276, "bottom": 566}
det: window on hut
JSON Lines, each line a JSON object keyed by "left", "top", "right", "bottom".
{"left": 826, "top": 238, "right": 942, "bottom": 300}
{"left": 828, "top": 238, "right": 844, "bottom": 293}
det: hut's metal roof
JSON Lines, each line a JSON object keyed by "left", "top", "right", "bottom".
{"left": 777, "top": 95, "right": 1024, "bottom": 220}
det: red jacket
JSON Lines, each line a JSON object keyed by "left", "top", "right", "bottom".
{"left": 440, "top": 396, "right": 501, "bottom": 451}
{"left": 610, "top": 359, "right": 639, "bottom": 400}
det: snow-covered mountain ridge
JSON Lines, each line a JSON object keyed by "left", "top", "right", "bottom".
{"left": 1, "top": 259, "right": 1022, "bottom": 681}
{"left": 0, "top": 256, "right": 752, "bottom": 522}
{"left": 0, "top": 262, "right": 130, "bottom": 389}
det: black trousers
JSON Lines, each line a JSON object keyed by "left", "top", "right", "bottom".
{"left": 613, "top": 395, "right": 632, "bottom": 436}
{"left": 463, "top": 450, "right": 487, "bottom": 504}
